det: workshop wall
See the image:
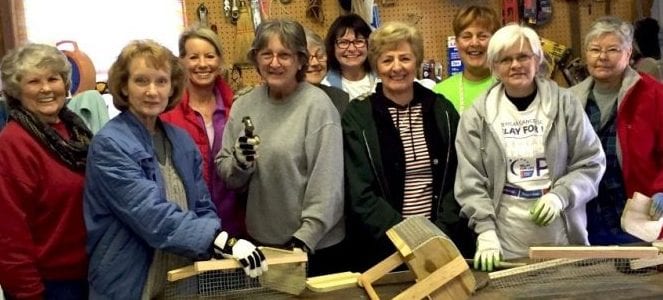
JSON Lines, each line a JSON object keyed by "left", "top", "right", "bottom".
{"left": 182, "top": 0, "right": 637, "bottom": 88}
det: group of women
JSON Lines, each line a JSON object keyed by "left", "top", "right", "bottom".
{"left": 1, "top": 5, "right": 662, "bottom": 300}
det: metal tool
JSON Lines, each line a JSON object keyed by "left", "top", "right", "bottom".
{"left": 224, "top": 0, "right": 231, "bottom": 17}
{"left": 250, "top": 0, "right": 262, "bottom": 30}
{"left": 242, "top": 116, "right": 255, "bottom": 138}
{"left": 231, "top": 0, "right": 239, "bottom": 24}
{"left": 197, "top": 3, "right": 209, "bottom": 27}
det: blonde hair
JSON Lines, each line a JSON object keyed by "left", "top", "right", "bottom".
{"left": 179, "top": 24, "right": 224, "bottom": 59}
{"left": 368, "top": 22, "right": 424, "bottom": 72}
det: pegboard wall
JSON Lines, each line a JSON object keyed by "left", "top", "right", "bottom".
{"left": 183, "top": 0, "right": 637, "bottom": 89}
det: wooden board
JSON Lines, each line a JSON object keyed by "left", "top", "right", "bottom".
{"left": 488, "top": 258, "right": 582, "bottom": 280}
{"left": 358, "top": 252, "right": 403, "bottom": 299}
{"left": 167, "top": 246, "right": 307, "bottom": 282}
{"left": 395, "top": 255, "right": 471, "bottom": 300}
{"left": 630, "top": 255, "right": 663, "bottom": 270}
{"left": 194, "top": 247, "right": 308, "bottom": 272}
{"left": 404, "top": 237, "right": 475, "bottom": 299}
{"left": 306, "top": 272, "right": 361, "bottom": 292}
{"left": 259, "top": 248, "right": 308, "bottom": 295}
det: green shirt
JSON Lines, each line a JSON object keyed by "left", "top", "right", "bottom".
{"left": 433, "top": 74, "right": 495, "bottom": 114}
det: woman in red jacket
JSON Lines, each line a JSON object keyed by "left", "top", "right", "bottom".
{"left": 570, "top": 16, "right": 663, "bottom": 245}
{"left": 161, "top": 26, "right": 245, "bottom": 237}
{"left": 0, "top": 43, "right": 91, "bottom": 299}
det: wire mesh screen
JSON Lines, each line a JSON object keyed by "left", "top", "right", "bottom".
{"left": 387, "top": 215, "right": 458, "bottom": 259}
{"left": 164, "top": 269, "right": 292, "bottom": 299}
{"left": 488, "top": 258, "right": 663, "bottom": 299}
{"left": 165, "top": 248, "right": 308, "bottom": 299}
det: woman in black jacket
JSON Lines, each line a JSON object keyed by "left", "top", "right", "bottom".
{"left": 343, "top": 22, "right": 475, "bottom": 272}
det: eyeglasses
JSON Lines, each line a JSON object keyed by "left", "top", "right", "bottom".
{"left": 585, "top": 47, "right": 623, "bottom": 59}
{"left": 309, "top": 52, "right": 327, "bottom": 62}
{"left": 497, "top": 53, "right": 534, "bottom": 66}
{"left": 257, "top": 51, "right": 294, "bottom": 64}
{"left": 335, "top": 38, "right": 367, "bottom": 49}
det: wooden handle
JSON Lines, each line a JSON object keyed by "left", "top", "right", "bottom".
{"left": 55, "top": 40, "right": 79, "bottom": 51}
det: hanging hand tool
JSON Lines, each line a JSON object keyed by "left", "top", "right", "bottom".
{"left": 231, "top": 0, "right": 240, "bottom": 24}
{"left": 197, "top": 3, "right": 209, "bottom": 27}
{"left": 224, "top": 0, "right": 231, "bottom": 17}
{"left": 250, "top": 0, "right": 263, "bottom": 30}
{"left": 307, "top": 0, "right": 324, "bottom": 23}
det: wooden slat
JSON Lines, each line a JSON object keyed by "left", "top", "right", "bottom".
{"left": 387, "top": 229, "right": 414, "bottom": 258}
{"left": 489, "top": 259, "right": 582, "bottom": 280}
{"left": 168, "top": 247, "right": 308, "bottom": 282}
{"left": 306, "top": 272, "right": 360, "bottom": 293}
{"left": 630, "top": 255, "right": 663, "bottom": 270}
{"left": 529, "top": 246, "right": 660, "bottom": 259}
{"left": 394, "top": 256, "right": 469, "bottom": 300}
{"left": 357, "top": 252, "right": 403, "bottom": 300}
{"left": 464, "top": 259, "right": 527, "bottom": 269}
{"left": 373, "top": 270, "right": 415, "bottom": 286}
{"left": 195, "top": 248, "right": 308, "bottom": 272}
{"left": 167, "top": 265, "right": 198, "bottom": 282}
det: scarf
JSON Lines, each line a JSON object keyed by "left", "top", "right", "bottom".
{"left": 9, "top": 102, "right": 93, "bottom": 170}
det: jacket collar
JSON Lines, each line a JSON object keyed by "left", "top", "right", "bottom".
{"left": 179, "top": 77, "right": 234, "bottom": 117}
{"left": 478, "top": 77, "right": 559, "bottom": 121}
{"left": 572, "top": 66, "right": 641, "bottom": 108}
{"left": 117, "top": 110, "right": 154, "bottom": 145}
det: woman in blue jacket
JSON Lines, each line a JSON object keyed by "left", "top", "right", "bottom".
{"left": 84, "top": 40, "right": 266, "bottom": 299}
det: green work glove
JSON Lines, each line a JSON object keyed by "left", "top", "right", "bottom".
{"left": 473, "top": 230, "right": 502, "bottom": 272}
{"left": 530, "top": 193, "right": 563, "bottom": 226}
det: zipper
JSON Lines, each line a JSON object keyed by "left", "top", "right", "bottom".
{"left": 362, "top": 130, "right": 389, "bottom": 199}
{"left": 436, "top": 110, "right": 452, "bottom": 212}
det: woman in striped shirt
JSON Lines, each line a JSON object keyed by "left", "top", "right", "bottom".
{"left": 342, "top": 22, "right": 475, "bottom": 272}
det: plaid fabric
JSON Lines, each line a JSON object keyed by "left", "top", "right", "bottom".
{"left": 585, "top": 92, "right": 639, "bottom": 245}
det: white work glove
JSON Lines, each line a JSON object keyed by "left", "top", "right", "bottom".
{"left": 649, "top": 192, "right": 663, "bottom": 220}
{"left": 233, "top": 135, "right": 260, "bottom": 170}
{"left": 474, "top": 230, "right": 502, "bottom": 272}
{"left": 213, "top": 231, "right": 268, "bottom": 277}
{"left": 530, "top": 193, "right": 563, "bottom": 226}
{"left": 622, "top": 192, "right": 663, "bottom": 242}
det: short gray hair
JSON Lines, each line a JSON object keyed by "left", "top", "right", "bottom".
{"left": 0, "top": 43, "right": 72, "bottom": 105}
{"left": 584, "top": 16, "right": 633, "bottom": 50}
{"left": 178, "top": 24, "right": 224, "bottom": 59}
{"left": 486, "top": 23, "right": 545, "bottom": 76}
{"left": 247, "top": 19, "right": 309, "bottom": 82}
{"left": 305, "top": 29, "right": 325, "bottom": 52}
